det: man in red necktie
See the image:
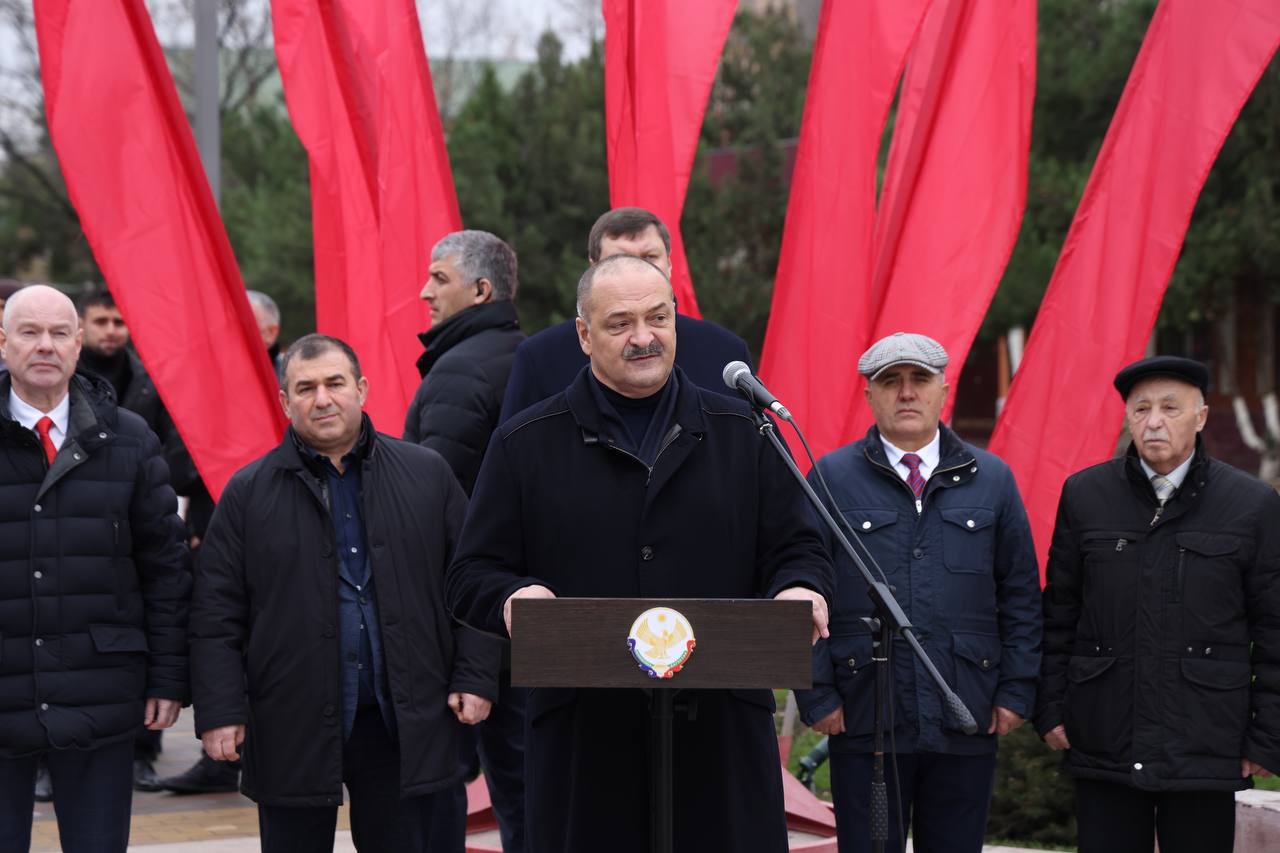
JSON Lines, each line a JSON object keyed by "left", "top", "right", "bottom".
{"left": 795, "top": 331, "right": 1041, "bottom": 853}
{"left": 0, "top": 284, "right": 189, "bottom": 852}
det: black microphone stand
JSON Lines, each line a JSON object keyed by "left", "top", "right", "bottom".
{"left": 749, "top": 409, "right": 977, "bottom": 853}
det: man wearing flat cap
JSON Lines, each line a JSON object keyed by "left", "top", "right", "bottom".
{"left": 796, "top": 332, "right": 1041, "bottom": 853}
{"left": 1035, "top": 355, "right": 1280, "bottom": 853}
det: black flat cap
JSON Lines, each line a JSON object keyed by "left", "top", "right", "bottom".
{"left": 1113, "top": 356, "right": 1209, "bottom": 399}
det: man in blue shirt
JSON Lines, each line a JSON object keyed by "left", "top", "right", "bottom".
{"left": 192, "top": 335, "right": 499, "bottom": 852}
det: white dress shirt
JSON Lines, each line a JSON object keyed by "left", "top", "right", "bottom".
{"left": 9, "top": 388, "right": 70, "bottom": 452}
{"left": 1139, "top": 452, "right": 1195, "bottom": 491}
{"left": 880, "top": 430, "right": 941, "bottom": 484}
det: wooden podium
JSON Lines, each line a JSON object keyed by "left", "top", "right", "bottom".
{"left": 511, "top": 597, "right": 813, "bottom": 853}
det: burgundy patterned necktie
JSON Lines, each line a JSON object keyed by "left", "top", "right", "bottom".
{"left": 900, "top": 453, "right": 926, "bottom": 498}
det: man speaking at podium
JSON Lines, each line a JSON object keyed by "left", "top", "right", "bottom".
{"left": 446, "top": 254, "right": 833, "bottom": 852}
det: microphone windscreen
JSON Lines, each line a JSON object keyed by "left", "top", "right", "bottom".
{"left": 722, "top": 360, "right": 751, "bottom": 390}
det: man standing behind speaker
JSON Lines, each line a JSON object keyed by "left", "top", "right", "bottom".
{"left": 403, "top": 230, "right": 526, "bottom": 851}
{"left": 796, "top": 332, "right": 1041, "bottom": 853}
{"left": 498, "top": 207, "right": 751, "bottom": 422}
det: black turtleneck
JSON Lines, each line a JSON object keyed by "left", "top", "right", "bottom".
{"left": 78, "top": 348, "right": 132, "bottom": 401}
{"left": 588, "top": 371, "right": 681, "bottom": 465}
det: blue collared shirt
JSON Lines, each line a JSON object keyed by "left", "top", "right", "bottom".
{"left": 306, "top": 444, "right": 395, "bottom": 739}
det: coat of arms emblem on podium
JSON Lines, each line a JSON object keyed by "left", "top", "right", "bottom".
{"left": 626, "top": 607, "right": 696, "bottom": 679}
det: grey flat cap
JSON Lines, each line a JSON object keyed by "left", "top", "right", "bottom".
{"left": 858, "top": 332, "right": 949, "bottom": 380}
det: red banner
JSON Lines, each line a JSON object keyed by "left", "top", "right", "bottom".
{"left": 273, "top": 0, "right": 461, "bottom": 431}
{"left": 758, "top": 0, "right": 932, "bottom": 461}
{"left": 603, "top": 0, "right": 738, "bottom": 317}
{"left": 988, "top": 0, "right": 1280, "bottom": 574}
{"left": 34, "top": 0, "right": 286, "bottom": 500}
{"left": 845, "top": 0, "right": 1036, "bottom": 438}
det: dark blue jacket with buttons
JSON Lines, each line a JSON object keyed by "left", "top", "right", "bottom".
{"left": 795, "top": 424, "right": 1041, "bottom": 755}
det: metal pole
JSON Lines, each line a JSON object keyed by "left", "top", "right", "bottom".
{"left": 649, "top": 689, "right": 675, "bottom": 853}
{"left": 194, "top": 0, "right": 220, "bottom": 207}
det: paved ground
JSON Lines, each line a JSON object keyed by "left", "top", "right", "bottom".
{"left": 29, "top": 713, "right": 354, "bottom": 852}
{"left": 27, "top": 713, "right": 1048, "bottom": 851}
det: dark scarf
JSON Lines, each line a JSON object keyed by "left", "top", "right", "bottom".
{"left": 587, "top": 370, "right": 680, "bottom": 466}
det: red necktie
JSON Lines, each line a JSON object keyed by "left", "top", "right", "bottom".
{"left": 901, "top": 452, "right": 926, "bottom": 498}
{"left": 35, "top": 416, "right": 56, "bottom": 465}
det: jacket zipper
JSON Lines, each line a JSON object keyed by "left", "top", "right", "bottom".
{"left": 867, "top": 454, "right": 972, "bottom": 516}
{"left": 604, "top": 427, "right": 683, "bottom": 485}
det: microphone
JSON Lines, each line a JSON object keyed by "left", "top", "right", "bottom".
{"left": 722, "top": 361, "right": 792, "bottom": 421}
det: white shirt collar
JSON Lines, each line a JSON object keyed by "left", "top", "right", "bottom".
{"left": 1140, "top": 451, "right": 1194, "bottom": 491}
{"left": 880, "top": 430, "right": 941, "bottom": 483}
{"left": 9, "top": 387, "right": 71, "bottom": 450}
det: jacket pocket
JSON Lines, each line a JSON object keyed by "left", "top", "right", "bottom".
{"left": 88, "top": 623, "right": 149, "bottom": 654}
{"left": 939, "top": 508, "right": 995, "bottom": 574}
{"left": 1176, "top": 658, "right": 1251, "bottom": 758}
{"left": 828, "top": 633, "right": 876, "bottom": 736}
{"left": 946, "top": 631, "right": 1001, "bottom": 733}
{"left": 839, "top": 509, "right": 901, "bottom": 574}
{"left": 1174, "top": 532, "right": 1243, "bottom": 619}
{"left": 1063, "top": 653, "right": 1130, "bottom": 760}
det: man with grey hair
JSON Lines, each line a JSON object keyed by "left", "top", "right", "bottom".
{"left": 403, "top": 229, "right": 525, "bottom": 851}
{"left": 404, "top": 229, "right": 523, "bottom": 494}
{"left": 0, "top": 285, "right": 189, "bottom": 851}
{"left": 246, "top": 290, "right": 284, "bottom": 378}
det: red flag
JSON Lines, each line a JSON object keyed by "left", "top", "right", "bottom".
{"left": 272, "top": 0, "right": 461, "bottom": 431}
{"left": 758, "top": 0, "right": 932, "bottom": 461}
{"left": 988, "top": 0, "right": 1280, "bottom": 575}
{"left": 845, "top": 0, "right": 1036, "bottom": 438}
{"left": 603, "top": 0, "right": 738, "bottom": 317}
{"left": 34, "top": 0, "right": 285, "bottom": 500}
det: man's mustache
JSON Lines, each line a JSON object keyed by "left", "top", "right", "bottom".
{"left": 622, "top": 341, "right": 664, "bottom": 360}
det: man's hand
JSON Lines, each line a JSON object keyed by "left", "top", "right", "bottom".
{"left": 988, "top": 705, "right": 1025, "bottom": 736}
{"left": 774, "top": 586, "right": 829, "bottom": 644}
{"left": 503, "top": 584, "right": 555, "bottom": 637}
{"left": 448, "top": 692, "right": 493, "bottom": 725}
{"left": 1043, "top": 724, "right": 1071, "bottom": 751}
{"left": 812, "top": 706, "right": 845, "bottom": 736}
{"left": 143, "top": 698, "right": 181, "bottom": 730}
{"left": 202, "top": 724, "right": 247, "bottom": 761}
{"left": 1243, "top": 758, "right": 1274, "bottom": 778}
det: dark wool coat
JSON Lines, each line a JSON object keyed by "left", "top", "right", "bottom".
{"left": 0, "top": 372, "right": 189, "bottom": 758}
{"left": 795, "top": 425, "right": 1042, "bottom": 755}
{"left": 447, "top": 367, "right": 834, "bottom": 853}
{"left": 497, "top": 313, "right": 752, "bottom": 423}
{"left": 191, "top": 421, "right": 501, "bottom": 807}
{"left": 1035, "top": 439, "right": 1280, "bottom": 791}
{"left": 403, "top": 300, "right": 524, "bottom": 495}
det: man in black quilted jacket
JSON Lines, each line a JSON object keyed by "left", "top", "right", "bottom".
{"left": 0, "top": 284, "right": 189, "bottom": 852}
{"left": 403, "top": 229, "right": 524, "bottom": 495}
{"left": 402, "top": 229, "right": 525, "bottom": 851}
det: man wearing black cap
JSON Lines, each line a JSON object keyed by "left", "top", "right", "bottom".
{"left": 1035, "top": 355, "right": 1280, "bottom": 853}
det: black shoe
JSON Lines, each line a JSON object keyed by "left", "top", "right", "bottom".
{"left": 33, "top": 764, "right": 52, "bottom": 802}
{"left": 157, "top": 754, "right": 240, "bottom": 794}
{"left": 133, "top": 756, "right": 163, "bottom": 792}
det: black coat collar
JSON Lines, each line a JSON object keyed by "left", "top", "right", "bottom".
{"left": 564, "top": 365, "right": 706, "bottom": 443}
{"left": 276, "top": 413, "right": 378, "bottom": 477}
{"left": 416, "top": 300, "right": 520, "bottom": 377}
{"left": 862, "top": 422, "right": 973, "bottom": 471}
